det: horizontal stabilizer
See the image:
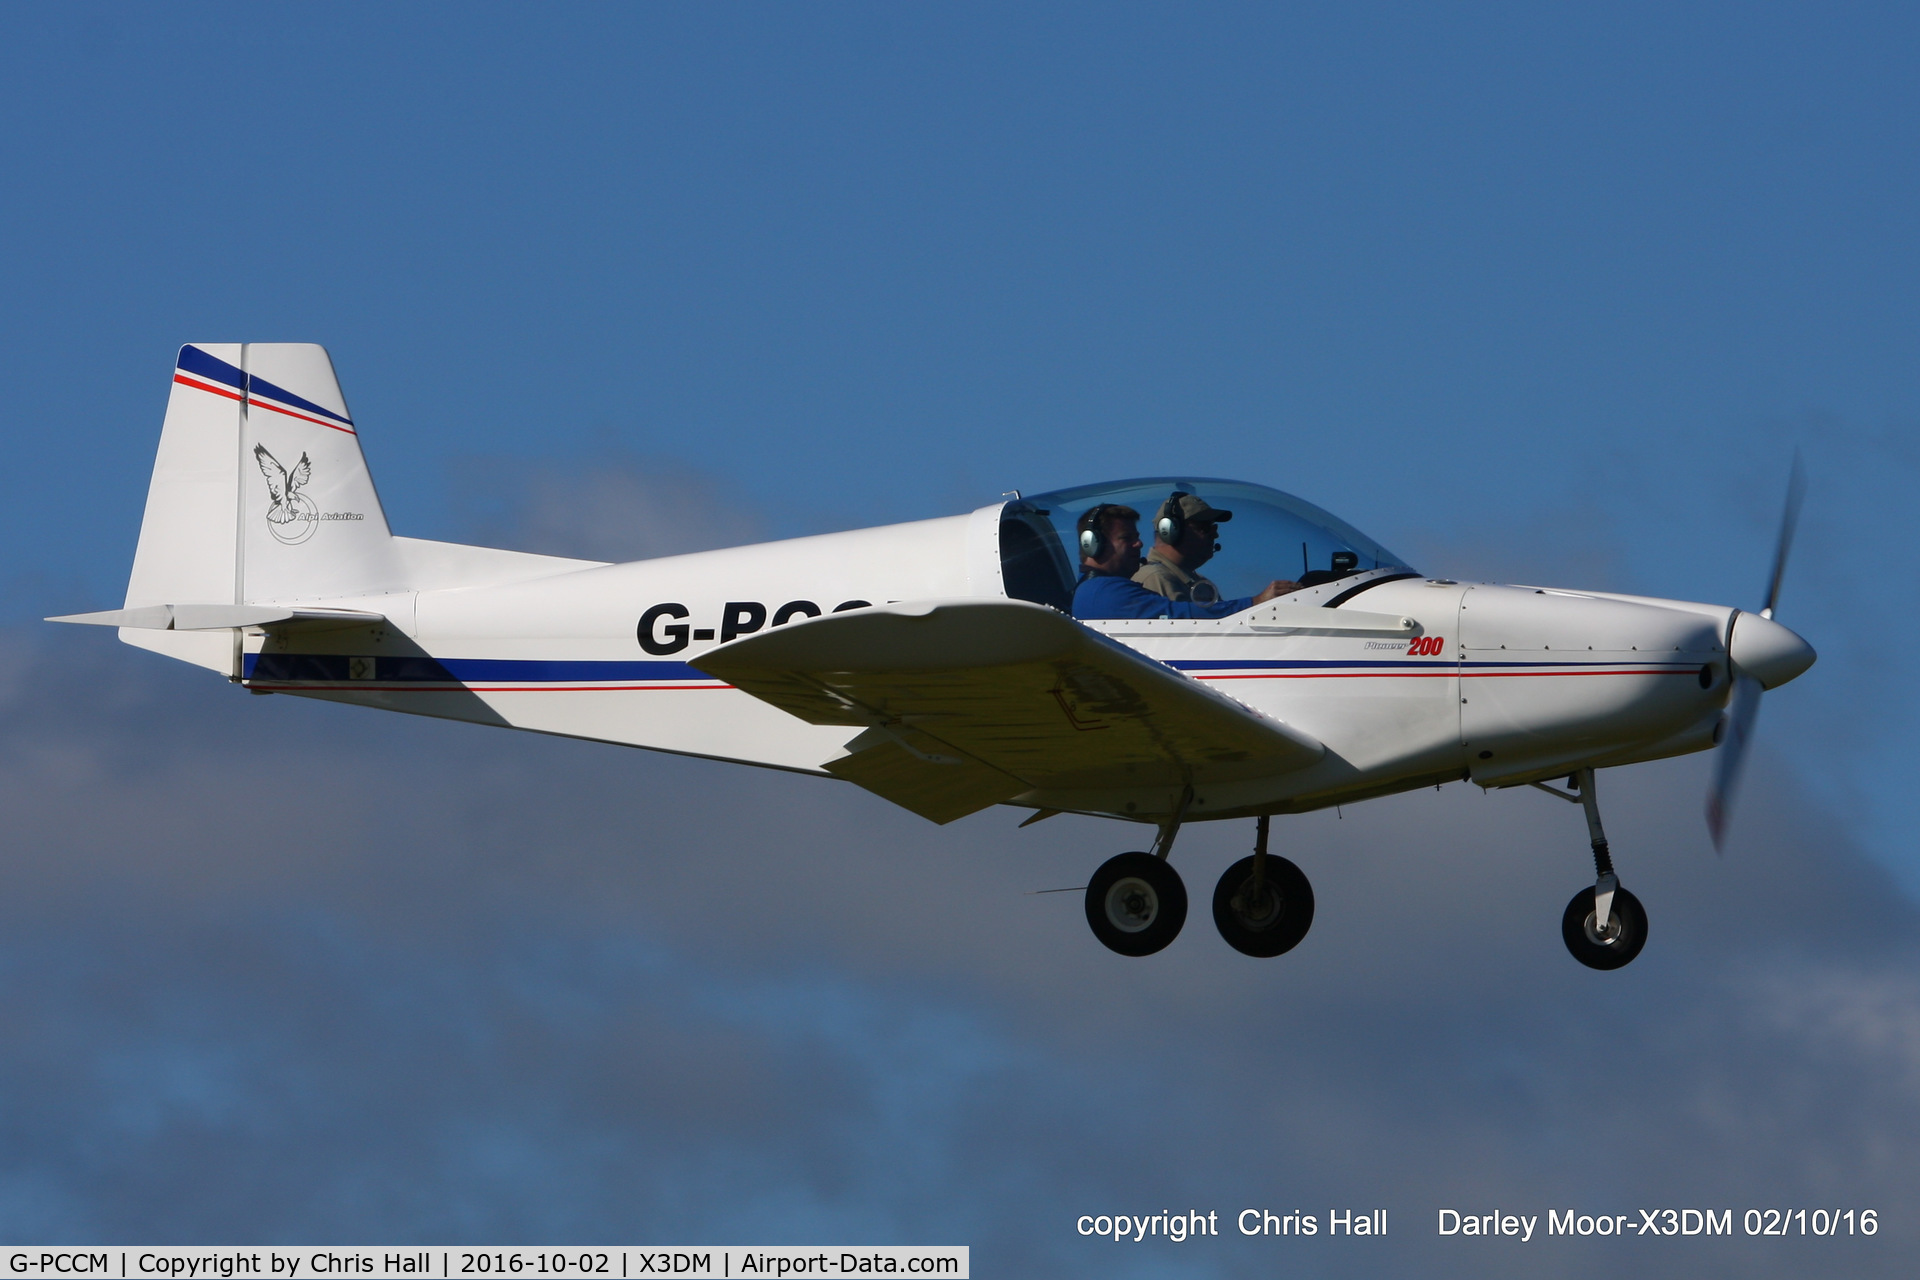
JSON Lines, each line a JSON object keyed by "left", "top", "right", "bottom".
{"left": 49, "top": 605, "right": 385, "bottom": 632}
{"left": 694, "top": 599, "right": 1323, "bottom": 822}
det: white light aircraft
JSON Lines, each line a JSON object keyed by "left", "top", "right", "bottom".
{"left": 53, "top": 344, "right": 1817, "bottom": 969}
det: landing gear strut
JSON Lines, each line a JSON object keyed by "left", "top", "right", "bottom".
{"left": 1538, "top": 768, "right": 1648, "bottom": 970}
{"left": 1212, "top": 815, "right": 1314, "bottom": 957}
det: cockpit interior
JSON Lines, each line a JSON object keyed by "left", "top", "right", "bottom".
{"left": 998, "top": 477, "right": 1411, "bottom": 615}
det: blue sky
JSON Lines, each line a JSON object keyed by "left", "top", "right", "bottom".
{"left": 6, "top": 3, "right": 1915, "bottom": 879}
{"left": 2, "top": 4, "right": 1918, "bottom": 1269}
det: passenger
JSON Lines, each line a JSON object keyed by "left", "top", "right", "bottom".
{"left": 1071, "top": 504, "right": 1300, "bottom": 620}
{"left": 1132, "top": 492, "right": 1300, "bottom": 605}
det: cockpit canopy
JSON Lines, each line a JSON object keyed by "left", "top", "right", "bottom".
{"left": 999, "top": 477, "right": 1412, "bottom": 612}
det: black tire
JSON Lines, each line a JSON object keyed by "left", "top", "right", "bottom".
{"left": 1561, "top": 885, "right": 1648, "bottom": 970}
{"left": 1085, "top": 852, "right": 1188, "bottom": 956}
{"left": 1212, "top": 854, "right": 1315, "bottom": 957}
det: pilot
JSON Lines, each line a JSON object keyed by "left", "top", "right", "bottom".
{"left": 1072, "top": 504, "right": 1300, "bottom": 621}
{"left": 1133, "top": 492, "right": 1277, "bottom": 605}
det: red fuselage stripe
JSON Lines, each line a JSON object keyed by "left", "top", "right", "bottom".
{"left": 1193, "top": 668, "right": 1694, "bottom": 681}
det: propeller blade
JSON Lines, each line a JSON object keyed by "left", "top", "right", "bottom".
{"left": 1706, "top": 675, "right": 1762, "bottom": 851}
{"left": 1759, "top": 454, "right": 1806, "bottom": 620}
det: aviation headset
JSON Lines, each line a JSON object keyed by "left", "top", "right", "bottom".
{"left": 1154, "top": 490, "right": 1224, "bottom": 552}
{"left": 1077, "top": 504, "right": 1134, "bottom": 561}
{"left": 1155, "top": 490, "right": 1189, "bottom": 545}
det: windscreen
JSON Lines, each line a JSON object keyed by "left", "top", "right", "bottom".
{"left": 1008, "top": 477, "right": 1411, "bottom": 604}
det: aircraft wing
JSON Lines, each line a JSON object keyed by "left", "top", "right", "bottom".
{"left": 691, "top": 599, "right": 1324, "bottom": 823}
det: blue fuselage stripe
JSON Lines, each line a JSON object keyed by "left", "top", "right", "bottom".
{"left": 244, "top": 653, "right": 1699, "bottom": 683}
{"left": 245, "top": 654, "right": 709, "bottom": 682}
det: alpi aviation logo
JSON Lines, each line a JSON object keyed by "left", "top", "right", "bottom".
{"left": 253, "top": 444, "right": 364, "bottom": 544}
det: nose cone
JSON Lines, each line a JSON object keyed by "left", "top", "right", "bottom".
{"left": 1728, "top": 612, "right": 1816, "bottom": 689}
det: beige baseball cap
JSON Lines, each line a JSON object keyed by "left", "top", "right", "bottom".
{"left": 1158, "top": 493, "right": 1233, "bottom": 524}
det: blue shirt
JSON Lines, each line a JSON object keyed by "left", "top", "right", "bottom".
{"left": 1072, "top": 573, "right": 1254, "bottom": 620}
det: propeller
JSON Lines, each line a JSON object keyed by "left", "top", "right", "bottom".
{"left": 1706, "top": 457, "right": 1813, "bottom": 850}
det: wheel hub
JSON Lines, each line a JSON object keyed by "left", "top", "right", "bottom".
{"left": 1105, "top": 877, "right": 1159, "bottom": 932}
{"left": 1230, "top": 880, "right": 1281, "bottom": 929}
{"left": 1582, "top": 909, "right": 1622, "bottom": 947}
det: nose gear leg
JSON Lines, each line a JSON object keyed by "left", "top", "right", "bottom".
{"left": 1532, "top": 768, "right": 1649, "bottom": 969}
{"left": 1576, "top": 768, "right": 1619, "bottom": 930}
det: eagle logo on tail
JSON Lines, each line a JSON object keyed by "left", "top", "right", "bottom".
{"left": 254, "top": 444, "right": 318, "bottom": 544}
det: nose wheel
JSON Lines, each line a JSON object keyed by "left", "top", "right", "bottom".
{"left": 1561, "top": 883, "right": 1647, "bottom": 970}
{"left": 1535, "top": 768, "right": 1651, "bottom": 970}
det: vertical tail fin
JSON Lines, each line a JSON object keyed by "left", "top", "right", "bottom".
{"left": 227, "top": 343, "right": 400, "bottom": 600}
{"left": 123, "top": 343, "right": 404, "bottom": 672}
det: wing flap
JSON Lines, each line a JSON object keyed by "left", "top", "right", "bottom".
{"left": 694, "top": 600, "right": 1323, "bottom": 808}
{"left": 823, "top": 727, "right": 1029, "bottom": 824}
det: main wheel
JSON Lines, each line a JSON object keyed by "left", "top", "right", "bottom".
{"left": 1212, "top": 854, "right": 1315, "bottom": 957}
{"left": 1085, "top": 852, "right": 1188, "bottom": 956}
{"left": 1561, "top": 885, "right": 1648, "bottom": 970}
